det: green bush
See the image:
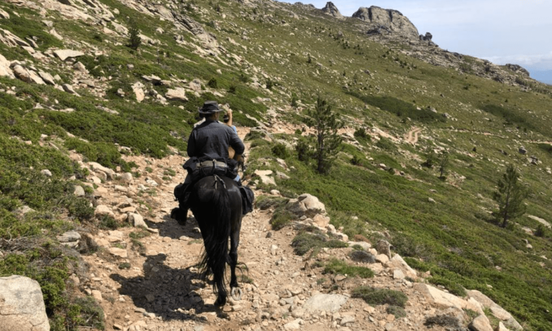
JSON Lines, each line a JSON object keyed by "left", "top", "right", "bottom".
{"left": 208, "top": 77, "right": 218, "bottom": 88}
{"left": 535, "top": 224, "right": 547, "bottom": 237}
{"left": 429, "top": 275, "right": 467, "bottom": 297}
{"left": 292, "top": 232, "right": 348, "bottom": 257}
{"left": 376, "top": 137, "right": 397, "bottom": 151}
{"left": 272, "top": 143, "right": 290, "bottom": 158}
{"left": 351, "top": 286, "right": 408, "bottom": 307}
{"left": 323, "top": 258, "right": 374, "bottom": 278}
{"left": 270, "top": 210, "right": 294, "bottom": 230}
{"left": 295, "top": 137, "right": 313, "bottom": 162}
{"left": 387, "top": 305, "right": 407, "bottom": 318}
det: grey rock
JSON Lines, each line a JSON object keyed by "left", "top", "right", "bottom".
{"left": 518, "top": 146, "right": 527, "bottom": 155}
{"left": 376, "top": 239, "right": 392, "bottom": 258}
{"left": 303, "top": 294, "right": 348, "bottom": 313}
{"left": 54, "top": 49, "right": 84, "bottom": 61}
{"left": 73, "top": 185, "right": 85, "bottom": 197}
{"left": 0, "top": 8, "right": 10, "bottom": 19}
{"left": 41, "top": 169, "right": 52, "bottom": 177}
{"left": 38, "top": 70, "right": 56, "bottom": 85}
{"left": 470, "top": 314, "right": 493, "bottom": 331}
{"left": 286, "top": 193, "right": 326, "bottom": 217}
{"left": 321, "top": 2, "right": 343, "bottom": 19}
{"left": 0, "top": 275, "right": 50, "bottom": 331}
{"left": 15, "top": 205, "right": 35, "bottom": 215}
{"left": 129, "top": 213, "right": 148, "bottom": 228}
{"left": 120, "top": 172, "right": 134, "bottom": 183}
{"left": 57, "top": 230, "right": 81, "bottom": 243}
{"left": 350, "top": 250, "right": 376, "bottom": 263}
{"left": 353, "top": 6, "right": 419, "bottom": 40}
{"left": 12, "top": 64, "right": 32, "bottom": 83}
{"left": 0, "top": 54, "right": 13, "bottom": 78}
{"left": 165, "top": 87, "right": 188, "bottom": 102}
{"left": 62, "top": 84, "right": 77, "bottom": 94}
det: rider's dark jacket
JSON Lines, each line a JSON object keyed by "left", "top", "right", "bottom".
{"left": 187, "top": 119, "right": 245, "bottom": 159}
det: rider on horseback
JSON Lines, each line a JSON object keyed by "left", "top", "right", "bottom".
{"left": 172, "top": 101, "right": 245, "bottom": 224}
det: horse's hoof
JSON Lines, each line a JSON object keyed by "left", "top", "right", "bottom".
{"left": 214, "top": 297, "right": 227, "bottom": 307}
{"left": 231, "top": 287, "right": 243, "bottom": 301}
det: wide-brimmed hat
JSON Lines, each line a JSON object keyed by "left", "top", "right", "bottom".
{"left": 198, "top": 101, "right": 223, "bottom": 116}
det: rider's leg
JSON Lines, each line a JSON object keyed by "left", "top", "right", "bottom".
{"left": 172, "top": 174, "right": 192, "bottom": 225}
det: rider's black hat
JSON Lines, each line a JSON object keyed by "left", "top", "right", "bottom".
{"left": 198, "top": 101, "right": 223, "bottom": 116}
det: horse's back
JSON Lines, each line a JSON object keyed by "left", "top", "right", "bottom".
{"left": 191, "top": 175, "right": 242, "bottom": 218}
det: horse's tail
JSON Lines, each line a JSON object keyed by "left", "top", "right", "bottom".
{"left": 198, "top": 176, "right": 231, "bottom": 300}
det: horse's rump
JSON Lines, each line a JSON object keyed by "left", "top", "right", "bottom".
{"left": 189, "top": 175, "right": 242, "bottom": 305}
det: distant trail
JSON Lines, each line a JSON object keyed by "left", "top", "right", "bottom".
{"left": 405, "top": 127, "right": 422, "bottom": 144}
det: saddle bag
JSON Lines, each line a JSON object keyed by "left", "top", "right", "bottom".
{"left": 183, "top": 156, "right": 239, "bottom": 181}
{"left": 239, "top": 185, "right": 255, "bottom": 215}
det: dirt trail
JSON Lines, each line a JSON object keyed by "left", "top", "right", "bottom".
{"left": 405, "top": 127, "right": 422, "bottom": 144}
{"left": 80, "top": 123, "right": 452, "bottom": 331}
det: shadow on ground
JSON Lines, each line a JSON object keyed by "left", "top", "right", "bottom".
{"left": 146, "top": 215, "right": 203, "bottom": 240}
{"left": 111, "top": 253, "right": 228, "bottom": 321}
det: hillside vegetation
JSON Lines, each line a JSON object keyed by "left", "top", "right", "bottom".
{"left": 1, "top": 0, "right": 552, "bottom": 329}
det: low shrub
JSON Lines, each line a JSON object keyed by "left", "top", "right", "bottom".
{"left": 376, "top": 137, "right": 397, "bottom": 151}
{"left": 351, "top": 286, "right": 408, "bottom": 307}
{"left": 272, "top": 143, "right": 290, "bottom": 159}
{"left": 429, "top": 276, "right": 467, "bottom": 297}
{"left": 323, "top": 258, "right": 374, "bottom": 278}
{"left": 291, "top": 232, "right": 348, "bottom": 257}
{"left": 270, "top": 210, "right": 294, "bottom": 230}
{"left": 387, "top": 305, "right": 407, "bottom": 318}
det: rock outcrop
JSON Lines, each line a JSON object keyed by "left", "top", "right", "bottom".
{"left": 353, "top": 6, "right": 419, "bottom": 40}
{"left": 321, "top": 2, "right": 343, "bottom": 19}
{"left": 0, "top": 276, "right": 50, "bottom": 331}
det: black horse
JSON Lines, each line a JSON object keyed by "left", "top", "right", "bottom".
{"left": 189, "top": 174, "right": 243, "bottom": 306}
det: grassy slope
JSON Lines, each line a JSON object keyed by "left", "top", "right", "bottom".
{"left": 0, "top": 0, "right": 551, "bottom": 329}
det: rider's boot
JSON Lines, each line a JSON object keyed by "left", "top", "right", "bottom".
{"left": 170, "top": 206, "right": 188, "bottom": 225}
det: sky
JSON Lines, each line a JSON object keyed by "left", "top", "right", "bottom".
{"left": 278, "top": 0, "right": 552, "bottom": 84}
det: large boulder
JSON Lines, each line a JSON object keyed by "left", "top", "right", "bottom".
{"left": 286, "top": 193, "right": 326, "bottom": 218}
{"left": 470, "top": 314, "right": 493, "bottom": 331}
{"left": 414, "top": 283, "right": 471, "bottom": 310}
{"left": 352, "top": 6, "right": 419, "bottom": 40}
{"left": 53, "top": 49, "right": 84, "bottom": 61}
{"left": 467, "top": 290, "right": 522, "bottom": 330}
{"left": 321, "top": 2, "right": 343, "bottom": 19}
{"left": 11, "top": 64, "right": 32, "bottom": 83}
{"left": 0, "top": 54, "right": 13, "bottom": 78}
{"left": 165, "top": 87, "right": 188, "bottom": 102}
{"left": 303, "top": 294, "right": 348, "bottom": 313}
{"left": 0, "top": 275, "right": 50, "bottom": 331}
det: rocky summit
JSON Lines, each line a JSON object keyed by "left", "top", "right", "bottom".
{"left": 0, "top": 0, "right": 551, "bottom": 331}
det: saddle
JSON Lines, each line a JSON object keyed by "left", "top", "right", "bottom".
{"left": 173, "top": 157, "right": 254, "bottom": 216}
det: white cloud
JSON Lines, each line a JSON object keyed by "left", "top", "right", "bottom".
{"left": 485, "top": 52, "right": 552, "bottom": 70}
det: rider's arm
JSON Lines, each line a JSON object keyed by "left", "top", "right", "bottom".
{"left": 226, "top": 109, "right": 233, "bottom": 128}
{"left": 229, "top": 131, "right": 245, "bottom": 156}
{"left": 187, "top": 130, "right": 197, "bottom": 157}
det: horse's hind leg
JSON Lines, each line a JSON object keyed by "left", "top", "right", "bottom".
{"left": 229, "top": 217, "right": 243, "bottom": 300}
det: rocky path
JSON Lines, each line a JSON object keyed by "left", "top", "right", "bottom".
{"left": 405, "top": 127, "right": 422, "bottom": 145}
{"left": 74, "top": 125, "right": 521, "bottom": 331}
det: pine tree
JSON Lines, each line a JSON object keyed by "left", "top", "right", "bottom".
{"left": 304, "top": 96, "right": 343, "bottom": 174}
{"left": 128, "top": 20, "right": 142, "bottom": 51}
{"left": 493, "top": 164, "right": 528, "bottom": 228}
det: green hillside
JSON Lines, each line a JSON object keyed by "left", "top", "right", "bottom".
{"left": 1, "top": 0, "right": 551, "bottom": 329}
